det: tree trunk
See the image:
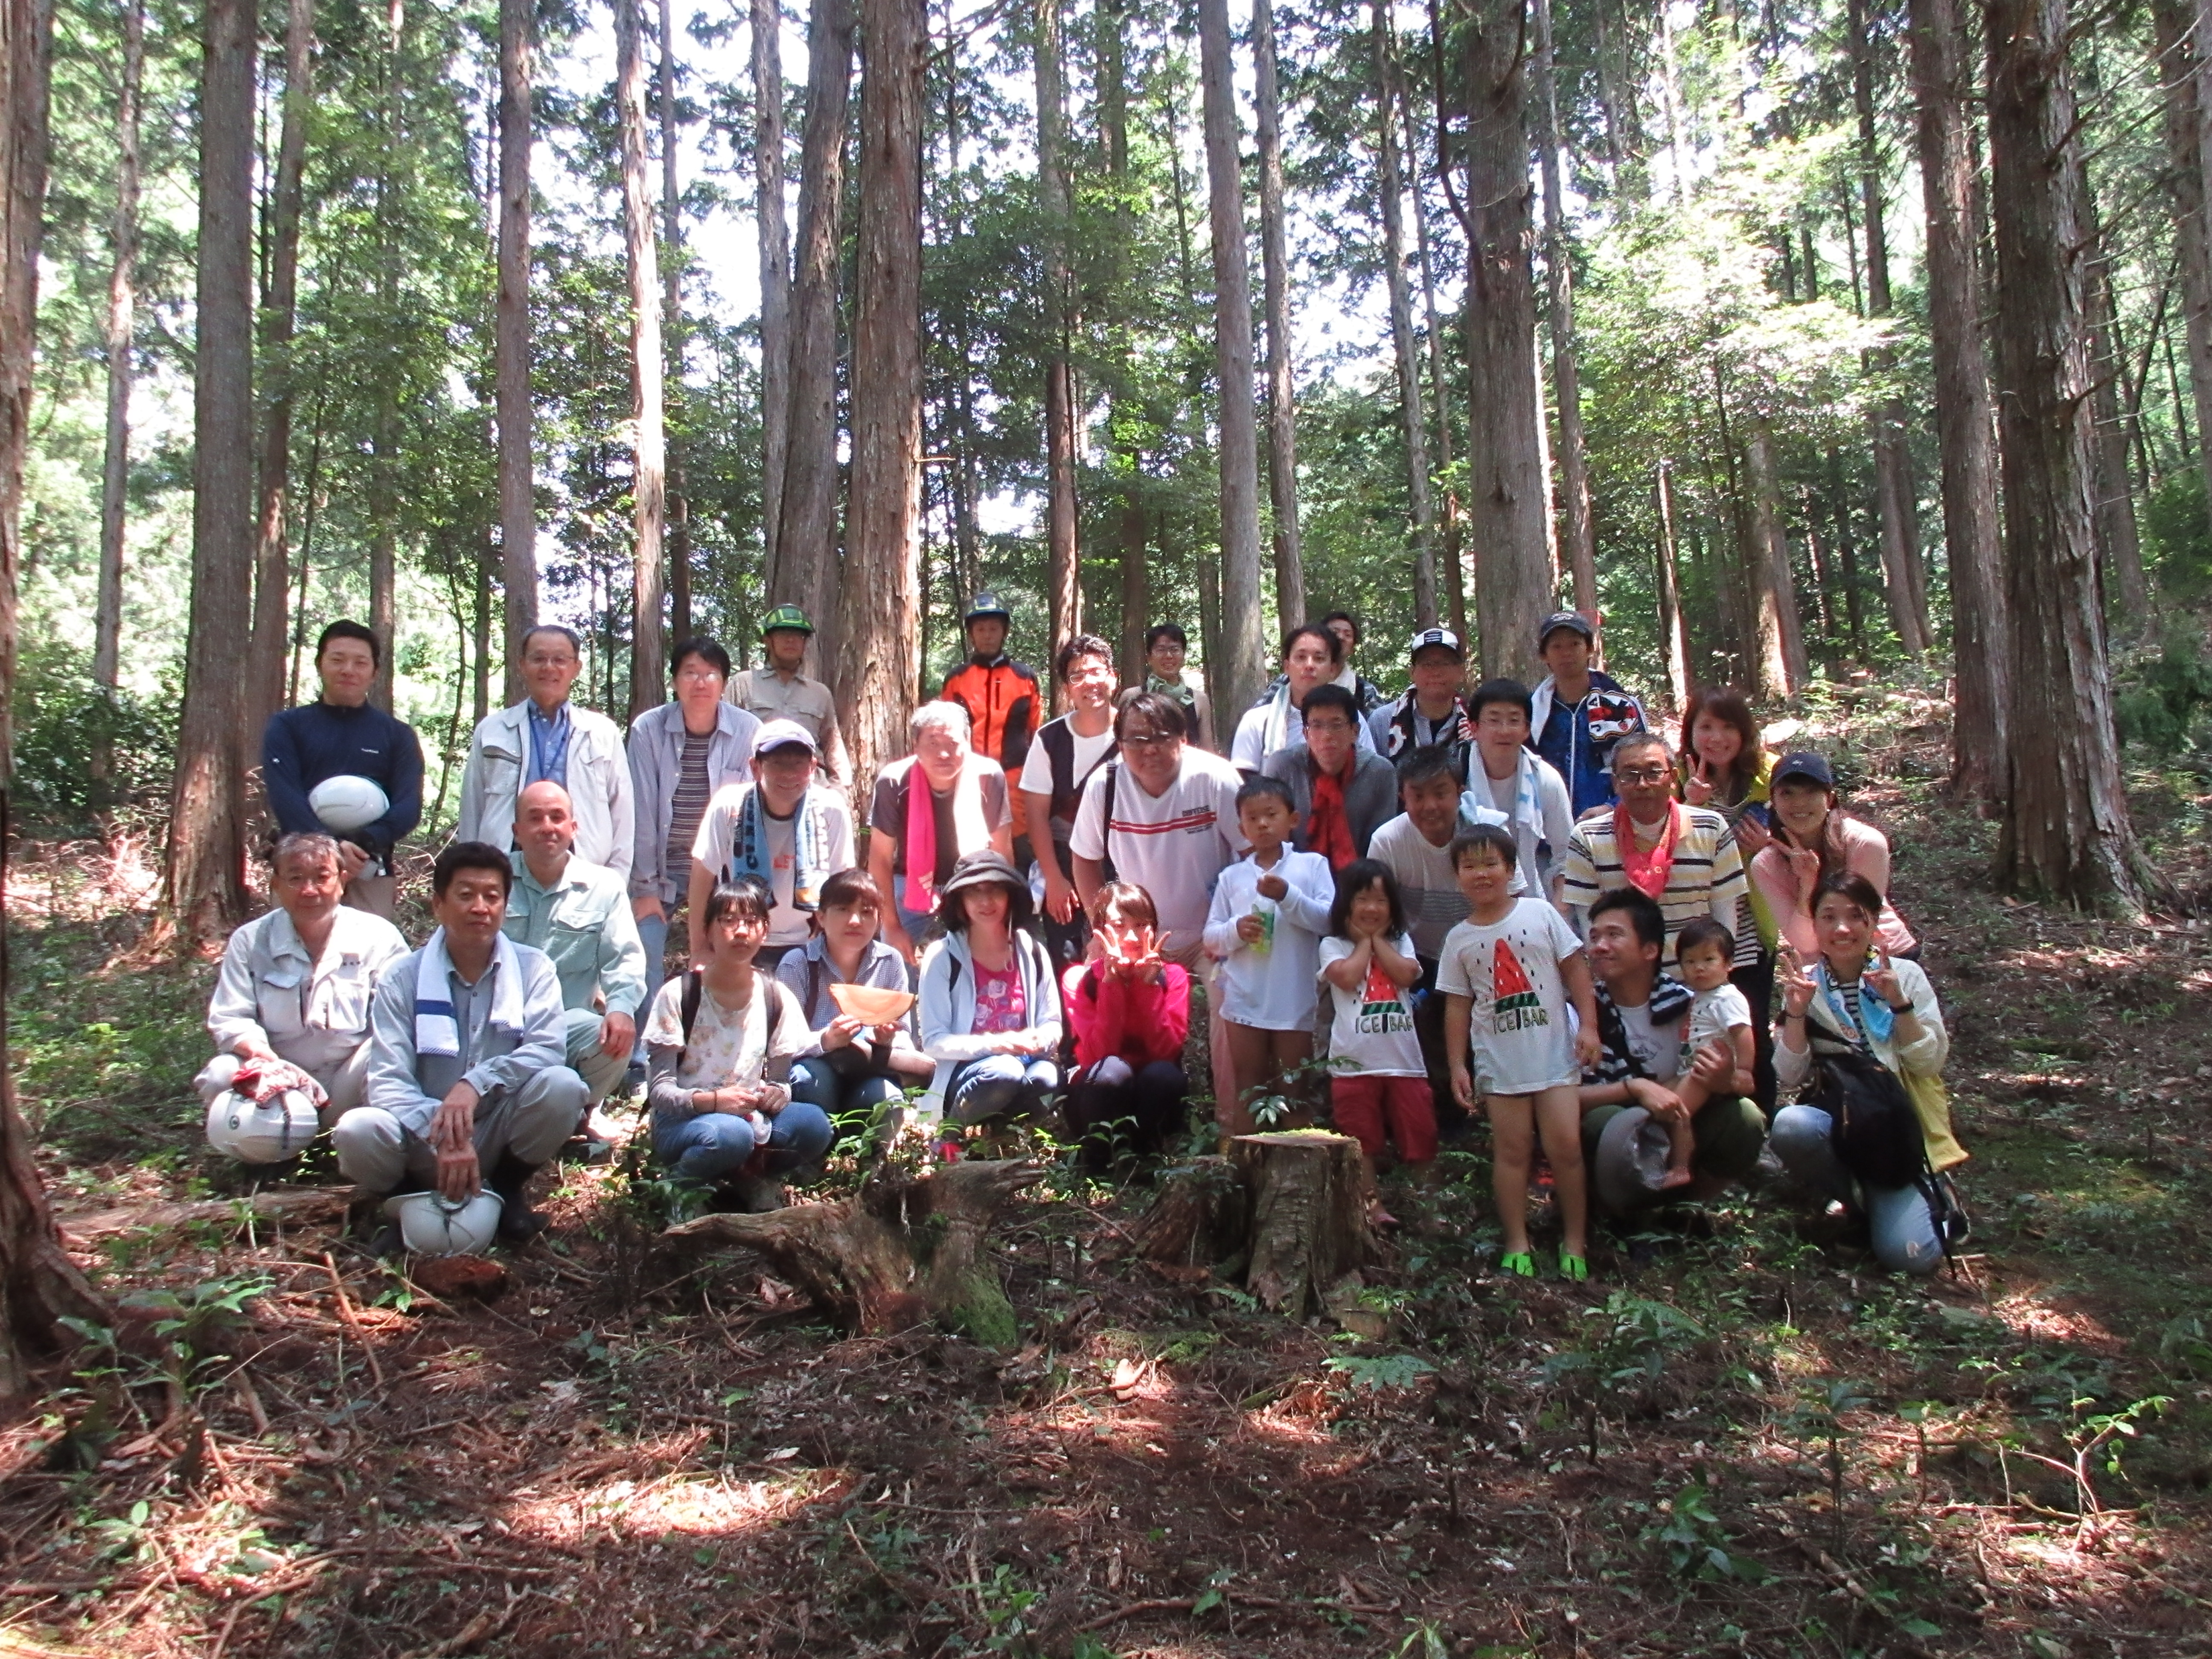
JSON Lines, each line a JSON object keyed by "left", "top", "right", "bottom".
{"left": 1851, "top": 0, "right": 1933, "bottom": 654}
{"left": 1376, "top": 0, "right": 1438, "bottom": 626}
{"left": 777, "top": 0, "right": 856, "bottom": 661}
{"left": 93, "top": 0, "right": 142, "bottom": 706}
{"left": 1253, "top": 0, "right": 1304, "bottom": 627}
{"left": 1036, "top": 0, "right": 1080, "bottom": 648}
{"left": 1229, "top": 1133, "right": 1376, "bottom": 1321}
{"left": 665, "top": 1159, "right": 1042, "bottom": 1342}
{"left": 1196, "top": 0, "right": 1269, "bottom": 716}
{"left": 753, "top": 0, "right": 792, "bottom": 589}
{"left": 1529, "top": 0, "right": 1596, "bottom": 612}
{"left": 618, "top": 0, "right": 667, "bottom": 719}
{"left": 1448, "top": 0, "right": 1551, "bottom": 681}
{"left": 367, "top": 0, "right": 401, "bottom": 713}
{"left": 166, "top": 0, "right": 255, "bottom": 946}
{"left": 250, "top": 0, "right": 313, "bottom": 742}
{"left": 1910, "top": 0, "right": 2008, "bottom": 799}
{"left": 1401, "top": 67, "right": 1466, "bottom": 641}
{"left": 835, "top": 0, "right": 925, "bottom": 788}
{"left": 2087, "top": 210, "right": 2149, "bottom": 629}
{"left": 1987, "top": 0, "right": 2147, "bottom": 911}
{"left": 1654, "top": 461, "right": 1689, "bottom": 710}
{"left": 2151, "top": 2, "right": 2212, "bottom": 524}
{"left": 1102, "top": 1155, "right": 1251, "bottom": 1269}
{"left": 659, "top": 0, "right": 692, "bottom": 645}
{"left": 5, "top": 0, "right": 111, "bottom": 1395}
{"left": 1103, "top": 0, "right": 1147, "bottom": 683}
{"left": 497, "top": 0, "right": 537, "bottom": 704}
{"left": 1742, "top": 417, "right": 1799, "bottom": 699}
{"left": 473, "top": 550, "right": 492, "bottom": 722}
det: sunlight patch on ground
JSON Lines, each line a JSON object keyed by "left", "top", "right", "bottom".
{"left": 1989, "top": 1292, "right": 2126, "bottom": 1354}
{"left": 497, "top": 1465, "right": 842, "bottom": 1544}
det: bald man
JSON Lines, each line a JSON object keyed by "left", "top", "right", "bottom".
{"left": 502, "top": 782, "right": 647, "bottom": 1111}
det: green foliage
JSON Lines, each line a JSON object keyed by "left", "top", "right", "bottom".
{"left": 1324, "top": 1351, "right": 1435, "bottom": 1392}
{"left": 1645, "top": 1480, "right": 1768, "bottom": 1583}
{"left": 2142, "top": 472, "right": 2212, "bottom": 594}
{"left": 7, "top": 639, "right": 176, "bottom": 828}
{"left": 2114, "top": 631, "right": 2212, "bottom": 756}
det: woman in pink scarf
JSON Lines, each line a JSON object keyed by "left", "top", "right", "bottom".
{"left": 867, "top": 701, "right": 1016, "bottom": 963}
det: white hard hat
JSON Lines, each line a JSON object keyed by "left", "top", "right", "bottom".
{"left": 308, "top": 774, "right": 391, "bottom": 834}
{"left": 382, "top": 1190, "right": 503, "bottom": 1258}
{"left": 205, "top": 1087, "right": 321, "bottom": 1164}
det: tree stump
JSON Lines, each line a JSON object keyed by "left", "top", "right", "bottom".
{"left": 1099, "top": 1155, "right": 1248, "bottom": 1270}
{"left": 661, "top": 1158, "right": 1043, "bottom": 1347}
{"left": 1229, "top": 1132, "right": 1376, "bottom": 1321}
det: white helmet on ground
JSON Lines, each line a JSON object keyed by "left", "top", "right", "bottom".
{"left": 382, "top": 1190, "right": 503, "bottom": 1257}
{"left": 308, "top": 774, "right": 390, "bottom": 835}
{"left": 205, "top": 1087, "right": 321, "bottom": 1165}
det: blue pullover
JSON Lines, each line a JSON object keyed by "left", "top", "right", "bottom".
{"left": 262, "top": 700, "right": 425, "bottom": 859}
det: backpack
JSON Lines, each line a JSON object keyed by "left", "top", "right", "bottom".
{"left": 1810, "top": 1048, "right": 1926, "bottom": 1190}
{"left": 676, "top": 969, "right": 800, "bottom": 1061}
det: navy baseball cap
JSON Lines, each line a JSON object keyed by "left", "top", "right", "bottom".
{"left": 1538, "top": 610, "right": 1595, "bottom": 647}
{"left": 1772, "top": 751, "right": 1835, "bottom": 788}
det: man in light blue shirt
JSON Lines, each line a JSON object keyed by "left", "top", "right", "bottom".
{"left": 503, "top": 781, "right": 647, "bottom": 1106}
{"left": 335, "top": 842, "right": 587, "bottom": 1245}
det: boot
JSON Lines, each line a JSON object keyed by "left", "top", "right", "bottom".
{"left": 486, "top": 1153, "right": 548, "bottom": 1243}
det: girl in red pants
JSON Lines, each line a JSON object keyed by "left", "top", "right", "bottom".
{"left": 1318, "top": 860, "right": 1436, "bottom": 1224}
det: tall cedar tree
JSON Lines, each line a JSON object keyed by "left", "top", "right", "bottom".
{"left": 836, "top": 0, "right": 926, "bottom": 784}
{"left": 3, "top": 0, "right": 109, "bottom": 1394}
{"left": 1373, "top": 0, "right": 1437, "bottom": 626}
{"left": 1529, "top": 0, "right": 1595, "bottom": 612}
{"left": 1254, "top": 0, "right": 1305, "bottom": 626}
{"left": 660, "top": 0, "right": 693, "bottom": 642}
{"left": 754, "top": 0, "right": 792, "bottom": 586}
{"left": 93, "top": 0, "right": 143, "bottom": 706}
{"left": 618, "top": 0, "right": 668, "bottom": 718}
{"left": 1037, "top": 0, "right": 1081, "bottom": 648}
{"left": 1986, "top": 0, "right": 2148, "bottom": 909}
{"left": 166, "top": 0, "right": 255, "bottom": 945}
{"left": 1910, "top": 0, "right": 2008, "bottom": 798}
{"left": 497, "top": 0, "right": 538, "bottom": 701}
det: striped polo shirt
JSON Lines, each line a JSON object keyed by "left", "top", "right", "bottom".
{"left": 1560, "top": 804, "right": 1758, "bottom": 969}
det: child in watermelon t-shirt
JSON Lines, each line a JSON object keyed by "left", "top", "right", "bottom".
{"left": 1318, "top": 859, "right": 1434, "bottom": 1226}
{"left": 1438, "top": 824, "right": 1602, "bottom": 1281}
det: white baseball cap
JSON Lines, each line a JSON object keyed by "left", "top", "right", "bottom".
{"left": 1407, "top": 626, "right": 1464, "bottom": 660}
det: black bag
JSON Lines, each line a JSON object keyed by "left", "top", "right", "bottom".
{"left": 1811, "top": 1048, "right": 1926, "bottom": 1190}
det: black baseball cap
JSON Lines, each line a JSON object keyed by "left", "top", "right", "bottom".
{"left": 1537, "top": 610, "right": 1595, "bottom": 648}
{"left": 1772, "top": 751, "right": 1835, "bottom": 789}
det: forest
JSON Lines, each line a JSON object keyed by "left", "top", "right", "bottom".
{"left": 4, "top": 0, "right": 2212, "bottom": 1653}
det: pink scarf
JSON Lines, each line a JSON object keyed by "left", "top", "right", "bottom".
{"left": 1616, "top": 802, "right": 1681, "bottom": 900}
{"left": 903, "top": 755, "right": 988, "bottom": 914}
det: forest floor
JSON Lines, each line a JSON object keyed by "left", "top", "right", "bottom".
{"left": 5, "top": 685, "right": 2212, "bottom": 1659}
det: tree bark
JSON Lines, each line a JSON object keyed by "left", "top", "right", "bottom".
{"left": 1446, "top": 0, "right": 1550, "bottom": 681}
{"left": 5, "top": 0, "right": 110, "bottom": 1396}
{"left": 1987, "top": 0, "right": 2147, "bottom": 911}
{"left": 777, "top": 0, "right": 856, "bottom": 660}
{"left": 1253, "top": 0, "right": 1304, "bottom": 627}
{"left": 1400, "top": 67, "right": 1466, "bottom": 640}
{"left": 1196, "top": 0, "right": 1269, "bottom": 716}
{"left": 1741, "top": 417, "right": 1800, "bottom": 699}
{"left": 835, "top": 0, "right": 925, "bottom": 789}
{"left": 1036, "top": 0, "right": 1080, "bottom": 649}
{"left": 1850, "top": 0, "right": 1933, "bottom": 654}
{"left": 1103, "top": 0, "right": 1148, "bottom": 683}
{"left": 1654, "top": 461, "right": 1689, "bottom": 710}
{"left": 2087, "top": 206, "right": 2149, "bottom": 628}
{"left": 2151, "top": 2, "right": 2212, "bottom": 525}
{"left": 659, "top": 0, "right": 692, "bottom": 644}
{"left": 497, "top": 0, "right": 537, "bottom": 704}
{"left": 368, "top": 0, "right": 402, "bottom": 713}
{"left": 166, "top": 0, "right": 256, "bottom": 945}
{"left": 1228, "top": 1133, "right": 1376, "bottom": 1321}
{"left": 93, "top": 0, "right": 143, "bottom": 704}
{"left": 1910, "top": 0, "right": 2008, "bottom": 799}
{"left": 251, "top": 0, "right": 313, "bottom": 741}
{"left": 664, "top": 1160, "right": 1044, "bottom": 1342}
{"left": 618, "top": 0, "right": 667, "bottom": 719}
{"left": 753, "top": 0, "right": 792, "bottom": 590}
{"left": 1529, "top": 0, "right": 1595, "bottom": 612}
{"left": 1375, "top": 0, "right": 1438, "bottom": 626}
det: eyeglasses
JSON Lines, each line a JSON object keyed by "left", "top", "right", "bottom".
{"left": 1304, "top": 720, "right": 1353, "bottom": 736}
{"left": 1120, "top": 731, "right": 1176, "bottom": 749}
{"left": 1615, "top": 765, "right": 1672, "bottom": 785}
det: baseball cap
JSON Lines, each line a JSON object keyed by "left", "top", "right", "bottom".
{"left": 965, "top": 593, "right": 1011, "bottom": 623}
{"left": 1772, "top": 750, "right": 1835, "bottom": 789}
{"left": 753, "top": 718, "right": 820, "bottom": 758}
{"left": 760, "top": 605, "right": 814, "bottom": 637}
{"left": 1407, "top": 626, "right": 1464, "bottom": 660}
{"left": 1537, "top": 610, "right": 1595, "bottom": 648}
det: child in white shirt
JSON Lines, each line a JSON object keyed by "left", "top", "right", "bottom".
{"left": 1318, "top": 859, "right": 1433, "bottom": 1225}
{"left": 1667, "top": 918, "right": 1756, "bottom": 1190}
{"left": 1203, "top": 776, "right": 1335, "bottom": 1133}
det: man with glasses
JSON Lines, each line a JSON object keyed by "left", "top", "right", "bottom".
{"left": 460, "top": 626, "right": 634, "bottom": 875}
{"left": 1557, "top": 731, "right": 1755, "bottom": 969}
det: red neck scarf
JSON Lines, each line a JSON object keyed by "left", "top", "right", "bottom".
{"left": 1616, "top": 801, "right": 1681, "bottom": 899}
{"left": 1307, "top": 764, "right": 1357, "bottom": 869}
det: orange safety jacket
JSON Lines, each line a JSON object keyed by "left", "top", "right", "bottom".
{"left": 942, "top": 655, "right": 1042, "bottom": 839}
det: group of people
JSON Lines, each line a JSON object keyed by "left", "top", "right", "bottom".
{"left": 203, "top": 597, "right": 1967, "bottom": 1279}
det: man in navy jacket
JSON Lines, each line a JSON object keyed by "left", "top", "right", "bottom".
{"left": 263, "top": 621, "right": 425, "bottom": 918}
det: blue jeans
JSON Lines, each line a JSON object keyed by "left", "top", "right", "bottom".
{"left": 651, "top": 1102, "right": 835, "bottom": 1184}
{"left": 1769, "top": 1103, "right": 1943, "bottom": 1276}
{"left": 789, "top": 1055, "right": 906, "bottom": 1126}
{"left": 948, "top": 1054, "right": 1059, "bottom": 1124}
{"left": 637, "top": 909, "right": 673, "bottom": 1015}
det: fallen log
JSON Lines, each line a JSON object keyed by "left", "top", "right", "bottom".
{"left": 55, "top": 1185, "right": 355, "bottom": 1245}
{"left": 661, "top": 1158, "right": 1044, "bottom": 1346}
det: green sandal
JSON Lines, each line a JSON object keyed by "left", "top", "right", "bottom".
{"left": 1559, "top": 1253, "right": 1589, "bottom": 1284}
{"left": 1499, "top": 1251, "right": 1537, "bottom": 1278}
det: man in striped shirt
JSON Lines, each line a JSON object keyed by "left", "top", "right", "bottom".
{"left": 1558, "top": 732, "right": 1758, "bottom": 971}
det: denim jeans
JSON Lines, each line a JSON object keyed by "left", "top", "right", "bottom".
{"left": 789, "top": 1055, "right": 907, "bottom": 1127}
{"left": 1769, "top": 1103, "right": 1944, "bottom": 1276}
{"left": 651, "top": 1101, "right": 835, "bottom": 1184}
{"left": 947, "top": 1054, "right": 1059, "bottom": 1124}
{"left": 1063, "top": 1057, "right": 1187, "bottom": 1157}
{"left": 637, "top": 909, "right": 673, "bottom": 1014}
